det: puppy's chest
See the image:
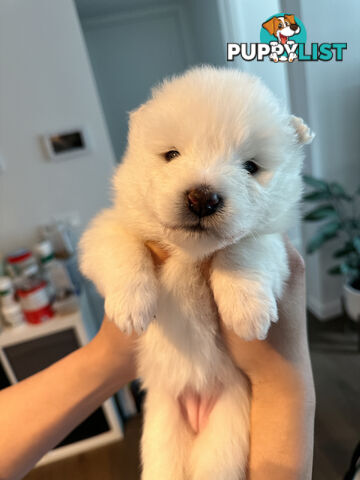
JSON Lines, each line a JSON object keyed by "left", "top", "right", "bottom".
{"left": 138, "top": 255, "right": 229, "bottom": 391}
{"left": 156, "top": 255, "right": 217, "bottom": 333}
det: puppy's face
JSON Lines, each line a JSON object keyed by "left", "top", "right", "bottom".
{"left": 115, "top": 68, "right": 312, "bottom": 254}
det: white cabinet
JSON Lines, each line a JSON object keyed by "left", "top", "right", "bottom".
{"left": 0, "top": 310, "right": 123, "bottom": 467}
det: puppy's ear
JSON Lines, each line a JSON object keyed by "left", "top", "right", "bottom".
{"left": 290, "top": 115, "right": 315, "bottom": 145}
{"left": 284, "top": 14, "right": 296, "bottom": 24}
{"left": 262, "top": 17, "right": 277, "bottom": 36}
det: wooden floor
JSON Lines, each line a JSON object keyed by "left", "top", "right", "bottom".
{"left": 25, "top": 417, "right": 142, "bottom": 480}
{"left": 309, "top": 315, "right": 360, "bottom": 480}
{"left": 24, "top": 314, "right": 360, "bottom": 480}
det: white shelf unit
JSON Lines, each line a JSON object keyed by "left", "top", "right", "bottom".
{"left": 0, "top": 310, "right": 123, "bottom": 467}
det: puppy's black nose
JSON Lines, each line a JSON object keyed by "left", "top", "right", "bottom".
{"left": 187, "top": 186, "right": 222, "bottom": 218}
{"left": 290, "top": 23, "right": 299, "bottom": 31}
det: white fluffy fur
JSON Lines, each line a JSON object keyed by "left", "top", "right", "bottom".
{"left": 80, "top": 66, "right": 313, "bottom": 479}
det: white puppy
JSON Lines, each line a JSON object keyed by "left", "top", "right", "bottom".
{"left": 80, "top": 66, "right": 313, "bottom": 480}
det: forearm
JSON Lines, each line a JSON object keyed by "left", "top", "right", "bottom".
{"left": 0, "top": 319, "right": 137, "bottom": 480}
{"left": 248, "top": 364, "right": 315, "bottom": 480}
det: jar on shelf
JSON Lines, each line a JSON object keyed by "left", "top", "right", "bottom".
{"left": 5, "top": 249, "right": 39, "bottom": 289}
{"left": 0, "top": 276, "right": 25, "bottom": 327}
{"left": 0, "top": 276, "right": 14, "bottom": 299}
{"left": 1, "top": 301, "right": 25, "bottom": 327}
{"left": 17, "top": 281, "right": 54, "bottom": 324}
{"left": 34, "top": 240, "right": 75, "bottom": 301}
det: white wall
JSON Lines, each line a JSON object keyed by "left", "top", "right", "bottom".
{"left": 81, "top": 2, "right": 195, "bottom": 160}
{"left": 217, "top": 0, "right": 291, "bottom": 106}
{"left": 78, "top": 0, "right": 234, "bottom": 160}
{"left": 0, "top": 0, "right": 116, "bottom": 257}
{"left": 184, "top": 0, "right": 224, "bottom": 66}
{"left": 283, "top": 0, "right": 360, "bottom": 318}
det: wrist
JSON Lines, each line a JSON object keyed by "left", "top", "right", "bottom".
{"left": 249, "top": 369, "right": 315, "bottom": 480}
{"left": 251, "top": 361, "right": 314, "bottom": 405}
{"left": 86, "top": 320, "right": 138, "bottom": 392}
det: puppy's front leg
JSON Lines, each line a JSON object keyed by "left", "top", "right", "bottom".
{"left": 210, "top": 235, "right": 288, "bottom": 341}
{"left": 80, "top": 209, "right": 158, "bottom": 334}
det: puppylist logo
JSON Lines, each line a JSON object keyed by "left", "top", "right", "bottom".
{"left": 227, "top": 13, "right": 347, "bottom": 63}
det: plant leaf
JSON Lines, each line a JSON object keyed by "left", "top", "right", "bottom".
{"left": 306, "top": 221, "right": 340, "bottom": 254}
{"left": 344, "top": 219, "right": 360, "bottom": 231}
{"left": 304, "top": 204, "right": 337, "bottom": 221}
{"left": 306, "top": 235, "right": 327, "bottom": 254}
{"left": 328, "top": 265, "right": 342, "bottom": 275}
{"left": 346, "top": 254, "right": 360, "bottom": 269}
{"left": 322, "top": 220, "right": 342, "bottom": 235}
{"left": 340, "top": 263, "right": 358, "bottom": 277}
{"left": 329, "top": 182, "right": 352, "bottom": 201}
{"left": 303, "top": 190, "right": 331, "bottom": 202}
{"left": 303, "top": 175, "right": 328, "bottom": 190}
{"left": 334, "top": 243, "right": 355, "bottom": 258}
{"left": 353, "top": 237, "right": 360, "bottom": 255}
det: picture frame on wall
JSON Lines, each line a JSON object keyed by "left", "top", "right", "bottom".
{"left": 41, "top": 127, "right": 91, "bottom": 162}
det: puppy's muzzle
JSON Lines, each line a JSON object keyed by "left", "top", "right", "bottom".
{"left": 187, "top": 186, "right": 222, "bottom": 218}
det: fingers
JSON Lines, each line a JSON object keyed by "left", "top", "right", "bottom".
{"left": 283, "top": 236, "right": 305, "bottom": 289}
{"left": 145, "top": 241, "right": 170, "bottom": 266}
{"left": 271, "top": 238, "right": 307, "bottom": 354}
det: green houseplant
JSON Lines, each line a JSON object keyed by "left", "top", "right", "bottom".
{"left": 303, "top": 175, "right": 360, "bottom": 320}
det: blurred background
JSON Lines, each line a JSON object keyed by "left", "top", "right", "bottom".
{"left": 0, "top": 0, "right": 359, "bottom": 479}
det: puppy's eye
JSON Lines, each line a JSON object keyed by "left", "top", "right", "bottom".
{"left": 243, "top": 160, "right": 259, "bottom": 175}
{"left": 164, "top": 150, "right": 180, "bottom": 161}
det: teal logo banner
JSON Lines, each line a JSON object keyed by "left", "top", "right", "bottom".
{"left": 227, "top": 13, "right": 347, "bottom": 63}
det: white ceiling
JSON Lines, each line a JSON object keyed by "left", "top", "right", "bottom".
{"left": 75, "top": 0, "right": 176, "bottom": 19}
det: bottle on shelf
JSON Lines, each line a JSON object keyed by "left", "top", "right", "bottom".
{"left": 5, "top": 249, "right": 39, "bottom": 289}
{"left": 0, "top": 276, "right": 25, "bottom": 327}
{"left": 17, "top": 281, "right": 54, "bottom": 324}
{"left": 0, "top": 275, "right": 13, "bottom": 299}
{"left": 34, "top": 241, "right": 78, "bottom": 315}
{"left": 5, "top": 249, "right": 54, "bottom": 325}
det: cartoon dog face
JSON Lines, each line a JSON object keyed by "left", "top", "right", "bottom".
{"left": 262, "top": 14, "right": 300, "bottom": 44}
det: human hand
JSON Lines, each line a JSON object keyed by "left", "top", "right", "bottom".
{"left": 91, "top": 316, "right": 139, "bottom": 386}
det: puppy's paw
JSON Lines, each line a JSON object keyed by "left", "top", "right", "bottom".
{"left": 105, "top": 280, "right": 157, "bottom": 335}
{"left": 228, "top": 291, "right": 278, "bottom": 341}
{"left": 212, "top": 276, "right": 278, "bottom": 341}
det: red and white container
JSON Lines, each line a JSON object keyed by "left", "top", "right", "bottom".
{"left": 6, "top": 249, "right": 38, "bottom": 278}
{"left": 17, "top": 281, "right": 54, "bottom": 324}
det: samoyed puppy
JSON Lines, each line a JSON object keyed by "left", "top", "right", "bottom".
{"left": 80, "top": 66, "right": 313, "bottom": 480}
